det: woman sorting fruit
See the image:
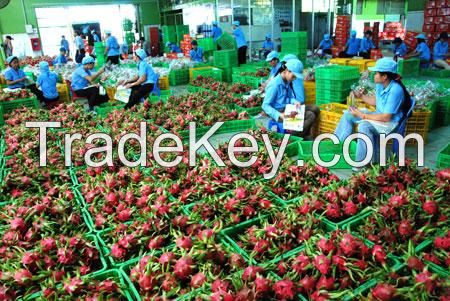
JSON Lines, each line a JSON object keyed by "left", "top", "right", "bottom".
{"left": 71, "top": 56, "right": 109, "bottom": 112}
{"left": 262, "top": 59, "right": 318, "bottom": 139}
{"left": 334, "top": 58, "right": 412, "bottom": 169}
{"left": 119, "top": 49, "right": 157, "bottom": 110}
{"left": 4, "top": 55, "right": 44, "bottom": 100}
{"left": 36, "top": 61, "right": 60, "bottom": 108}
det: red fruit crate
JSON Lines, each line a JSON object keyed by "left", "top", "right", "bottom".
{"left": 434, "top": 16, "right": 445, "bottom": 24}
{"left": 425, "top": 8, "right": 437, "bottom": 16}
{"left": 436, "top": 24, "right": 449, "bottom": 31}
{"left": 445, "top": 16, "right": 450, "bottom": 23}
{"left": 427, "top": 0, "right": 437, "bottom": 7}
{"left": 436, "top": 0, "right": 448, "bottom": 6}
{"left": 371, "top": 49, "right": 383, "bottom": 60}
{"left": 423, "top": 24, "right": 436, "bottom": 32}
{"left": 437, "top": 8, "right": 450, "bottom": 15}
{"left": 424, "top": 16, "right": 435, "bottom": 24}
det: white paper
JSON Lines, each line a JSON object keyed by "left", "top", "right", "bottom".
{"left": 283, "top": 104, "right": 305, "bottom": 131}
{"left": 114, "top": 85, "right": 131, "bottom": 103}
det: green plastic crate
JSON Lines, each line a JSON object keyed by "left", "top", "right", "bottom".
{"left": 397, "top": 58, "right": 420, "bottom": 77}
{"left": 420, "top": 68, "right": 450, "bottom": 78}
{"left": 0, "top": 105, "right": 4, "bottom": 126}
{"left": 94, "top": 104, "right": 124, "bottom": 116}
{"left": 0, "top": 97, "right": 39, "bottom": 114}
{"left": 192, "top": 67, "right": 223, "bottom": 81}
{"left": 216, "top": 32, "right": 237, "bottom": 50}
{"left": 234, "top": 104, "right": 262, "bottom": 116}
{"left": 232, "top": 73, "right": 246, "bottom": 84}
{"left": 315, "top": 65, "right": 361, "bottom": 80}
{"left": 149, "top": 90, "right": 172, "bottom": 104}
{"left": 281, "top": 31, "right": 307, "bottom": 38}
{"left": 178, "top": 119, "right": 257, "bottom": 138}
{"left": 437, "top": 143, "right": 450, "bottom": 169}
{"left": 316, "top": 95, "right": 349, "bottom": 106}
{"left": 197, "top": 38, "right": 216, "bottom": 52}
{"left": 245, "top": 76, "right": 264, "bottom": 88}
{"left": 426, "top": 99, "right": 439, "bottom": 131}
{"left": 169, "top": 68, "right": 190, "bottom": 85}
{"left": 298, "top": 140, "right": 357, "bottom": 169}
{"left": 435, "top": 95, "right": 450, "bottom": 127}
{"left": 122, "top": 19, "right": 133, "bottom": 31}
{"left": 315, "top": 78, "right": 359, "bottom": 91}
{"left": 219, "top": 66, "right": 233, "bottom": 82}
{"left": 316, "top": 88, "right": 351, "bottom": 100}
{"left": 214, "top": 49, "right": 238, "bottom": 68}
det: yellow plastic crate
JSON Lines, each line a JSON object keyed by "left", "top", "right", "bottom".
{"left": 318, "top": 103, "right": 349, "bottom": 134}
{"left": 159, "top": 76, "right": 170, "bottom": 90}
{"left": 106, "top": 87, "right": 117, "bottom": 101}
{"left": 304, "top": 81, "right": 316, "bottom": 105}
{"left": 189, "top": 66, "right": 211, "bottom": 82}
{"left": 347, "top": 59, "right": 375, "bottom": 72}
{"left": 329, "top": 58, "right": 352, "bottom": 66}
{"left": 405, "top": 110, "right": 431, "bottom": 145}
{"left": 0, "top": 75, "right": 6, "bottom": 85}
{"left": 366, "top": 61, "right": 376, "bottom": 68}
{"left": 57, "top": 83, "right": 70, "bottom": 102}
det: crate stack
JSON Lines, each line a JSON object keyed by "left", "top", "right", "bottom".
{"left": 404, "top": 31, "right": 419, "bottom": 51}
{"left": 169, "top": 68, "right": 190, "bottom": 86}
{"left": 280, "top": 32, "right": 307, "bottom": 63}
{"left": 422, "top": 0, "right": 450, "bottom": 49}
{"left": 197, "top": 38, "right": 216, "bottom": 58}
{"left": 216, "top": 33, "right": 237, "bottom": 50}
{"left": 180, "top": 35, "right": 192, "bottom": 57}
{"left": 372, "top": 22, "right": 380, "bottom": 48}
{"left": 122, "top": 19, "right": 135, "bottom": 47}
{"left": 175, "top": 25, "right": 190, "bottom": 45}
{"left": 315, "top": 65, "right": 360, "bottom": 106}
{"left": 381, "top": 22, "right": 405, "bottom": 40}
{"left": 397, "top": 58, "right": 420, "bottom": 77}
{"left": 213, "top": 49, "right": 238, "bottom": 82}
{"left": 332, "top": 16, "right": 351, "bottom": 57}
{"left": 162, "top": 25, "right": 177, "bottom": 52}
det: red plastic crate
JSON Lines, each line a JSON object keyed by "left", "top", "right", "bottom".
{"left": 423, "top": 24, "right": 436, "bottom": 32}
{"left": 437, "top": 8, "right": 450, "bottom": 15}
{"left": 436, "top": 24, "right": 449, "bottom": 31}
{"left": 425, "top": 8, "right": 437, "bottom": 16}
{"left": 424, "top": 16, "right": 435, "bottom": 24}
{"left": 445, "top": 16, "right": 450, "bottom": 23}
{"left": 436, "top": 0, "right": 448, "bottom": 6}
{"left": 434, "top": 16, "right": 445, "bottom": 24}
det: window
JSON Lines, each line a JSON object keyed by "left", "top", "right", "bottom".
{"left": 377, "top": 0, "right": 405, "bottom": 15}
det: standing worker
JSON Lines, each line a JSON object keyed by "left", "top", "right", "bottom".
{"left": 341, "top": 30, "right": 360, "bottom": 58}
{"left": 314, "top": 34, "right": 333, "bottom": 56}
{"left": 104, "top": 30, "right": 121, "bottom": 65}
{"left": 212, "top": 21, "right": 223, "bottom": 42}
{"left": 74, "top": 31, "right": 85, "bottom": 64}
{"left": 391, "top": 37, "right": 407, "bottom": 60}
{"left": 61, "top": 35, "right": 70, "bottom": 56}
{"left": 261, "top": 34, "right": 274, "bottom": 58}
{"left": 36, "top": 61, "right": 60, "bottom": 108}
{"left": 405, "top": 34, "right": 431, "bottom": 68}
{"left": 119, "top": 49, "right": 157, "bottom": 110}
{"left": 91, "top": 30, "right": 101, "bottom": 42}
{"left": 190, "top": 40, "right": 204, "bottom": 62}
{"left": 232, "top": 21, "right": 247, "bottom": 65}
{"left": 359, "top": 30, "right": 376, "bottom": 59}
{"left": 2, "top": 36, "right": 14, "bottom": 57}
{"left": 71, "top": 56, "right": 108, "bottom": 111}
{"left": 433, "top": 32, "right": 450, "bottom": 70}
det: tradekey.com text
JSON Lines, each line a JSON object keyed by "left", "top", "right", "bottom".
{"left": 26, "top": 121, "right": 424, "bottom": 179}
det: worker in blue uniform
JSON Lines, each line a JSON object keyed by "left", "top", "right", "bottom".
{"left": 359, "top": 30, "right": 376, "bottom": 59}
{"left": 314, "top": 33, "right": 333, "bottom": 56}
{"left": 189, "top": 40, "right": 204, "bottom": 62}
{"left": 232, "top": 21, "right": 247, "bottom": 65}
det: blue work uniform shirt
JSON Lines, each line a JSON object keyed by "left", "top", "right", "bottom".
{"left": 392, "top": 43, "right": 407, "bottom": 57}
{"left": 415, "top": 42, "right": 431, "bottom": 61}
{"left": 212, "top": 26, "right": 223, "bottom": 42}
{"left": 262, "top": 40, "right": 274, "bottom": 50}
{"left": 121, "top": 44, "right": 129, "bottom": 55}
{"left": 61, "top": 39, "right": 70, "bottom": 51}
{"left": 170, "top": 45, "right": 181, "bottom": 53}
{"left": 37, "top": 72, "right": 59, "bottom": 99}
{"left": 54, "top": 54, "right": 67, "bottom": 65}
{"left": 291, "top": 78, "right": 305, "bottom": 104}
{"left": 360, "top": 37, "right": 375, "bottom": 53}
{"left": 71, "top": 67, "right": 92, "bottom": 91}
{"left": 93, "top": 34, "right": 100, "bottom": 42}
{"left": 106, "top": 36, "right": 120, "bottom": 56}
{"left": 375, "top": 81, "right": 404, "bottom": 123}
{"left": 138, "top": 60, "right": 157, "bottom": 85}
{"left": 319, "top": 39, "right": 333, "bottom": 50}
{"left": 346, "top": 38, "right": 360, "bottom": 56}
{"left": 190, "top": 47, "right": 204, "bottom": 62}
{"left": 269, "top": 62, "right": 281, "bottom": 79}
{"left": 262, "top": 74, "right": 297, "bottom": 121}
{"left": 233, "top": 27, "right": 247, "bottom": 48}
{"left": 4, "top": 68, "right": 26, "bottom": 89}
{"left": 433, "top": 40, "right": 448, "bottom": 61}
{"left": 75, "top": 36, "right": 84, "bottom": 50}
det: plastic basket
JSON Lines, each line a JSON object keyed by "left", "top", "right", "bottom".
{"left": 0, "top": 97, "right": 39, "bottom": 114}
{"left": 397, "top": 58, "right": 420, "bottom": 77}
{"left": 159, "top": 76, "right": 170, "bottom": 90}
{"left": 316, "top": 78, "right": 358, "bottom": 91}
{"left": 233, "top": 104, "right": 262, "bottom": 116}
{"left": 316, "top": 88, "right": 351, "bottom": 101}
{"left": 197, "top": 37, "right": 216, "bottom": 52}
{"left": 191, "top": 67, "right": 223, "bottom": 82}
{"left": 437, "top": 143, "right": 450, "bottom": 169}
{"left": 405, "top": 110, "right": 431, "bottom": 144}
{"left": 169, "top": 68, "right": 190, "bottom": 86}
{"left": 244, "top": 76, "right": 263, "bottom": 88}
{"left": 213, "top": 49, "right": 238, "bottom": 68}
{"left": 315, "top": 65, "right": 360, "bottom": 80}
{"left": 216, "top": 32, "right": 237, "bottom": 50}
{"left": 220, "top": 66, "right": 233, "bottom": 83}
{"left": 94, "top": 103, "right": 124, "bottom": 116}
{"left": 329, "top": 58, "right": 352, "bottom": 65}
{"left": 232, "top": 73, "right": 246, "bottom": 84}
{"left": 347, "top": 59, "right": 375, "bottom": 72}
{"left": 0, "top": 105, "right": 4, "bottom": 126}
{"left": 178, "top": 119, "right": 257, "bottom": 139}
{"left": 280, "top": 31, "right": 307, "bottom": 38}
{"left": 298, "top": 140, "right": 357, "bottom": 169}
{"left": 420, "top": 68, "right": 450, "bottom": 78}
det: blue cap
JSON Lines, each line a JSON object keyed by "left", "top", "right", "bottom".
{"left": 232, "top": 21, "right": 240, "bottom": 27}
{"left": 266, "top": 51, "right": 279, "bottom": 62}
{"left": 6, "top": 56, "right": 18, "bottom": 65}
{"left": 265, "top": 34, "right": 271, "bottom": 39}
{"left": 416, "top": 34, "right": 426, "bottom": 40}
{"left": 39, "top": 61, "right": 49, "bottom": 73}
{"left": 285, "top": 59, "right": 304, "bottom": 79}
{"left": 282, "top": 54, "right": 298, "bottom": 62}
{"left": 60, "top": 47, "right": 66, "bottom": 52}
{"left": 136, "top": 48, "right": 147, "bottom": 60}
{"left": 324, "top": 34, "right": 330, "bottom": 40}
{"left": 351, "top": 30, "right": 357, "bottom": 37}
{"left": 212, "top": 21, "right": 218, "bottom": 26}
{"left": 82, "top": 56, "right": 95, "bottom": 65}
{"left": 368, "top": 57, "right": 397, "bottom": 74}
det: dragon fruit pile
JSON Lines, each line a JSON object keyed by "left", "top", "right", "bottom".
{"left": 0, "top": 89, "right": 34, "bottom": 102}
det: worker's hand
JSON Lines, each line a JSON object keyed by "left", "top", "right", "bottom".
{"left": 351, "top": 90, "right": 363, "bottom": 99}
{"left": 19, "top": 77, "right": 27, "bottom": 82}
{"left": 124, "top": 83, "right": 133, "bottom": 89}
{"left": 117, "top": 80, "right": 125, "bottom": 86}
{"left": 349, "top": 106, "right": 363, "bottom": 119}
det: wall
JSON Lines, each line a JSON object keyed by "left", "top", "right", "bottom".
{"left": 408, "top": 0, "right": 426, "bottom": 11}
{"left": 0, "top": 0, "right": 160, "bottom": 35}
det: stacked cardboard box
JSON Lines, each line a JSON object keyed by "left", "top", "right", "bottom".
{"left": 422, "top": 0, "right": 450, "bottom": 48}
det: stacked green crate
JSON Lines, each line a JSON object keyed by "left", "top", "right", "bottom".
{"left": 281, "top": 32, "right": 308, "bottom": 62}
{"left": 169, "top": 68, "right": 190, "bottom": 85}
{"left": 397, "top": 58, "right": 419, "bottom": 77}
{"left": 216, "top": 32, "right": 237, "bottom": 50}
{"left": 315, "top": 65, "right": 360, "bottom": 105}
{"left": 197, "top": 38, "right": 216, "bottom": 52}
{"left": 176, "top": 25, "right": 190, "bottom": 45}
{"left": 214, "top": 50, "right": 238, "bottom": 83}
{"left": 94, "top": 42, "right": 106, "bottom": 67}
{"left": 162, "top": 25, "right": 177, "bottom": 46}
{"left": 122, "top": 19, "right": 134, "bottom": 55}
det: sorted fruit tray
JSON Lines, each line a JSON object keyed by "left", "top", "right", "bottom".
{"left": 437, "top": 143, "right": 450, "bottom": 169}
{"left": 94, "top": 103, "right": 124, "bottom": 116}
{"left": 0, "top": 97, "right": 39, "bottom": 114}
{"left": 297, "top": 140, "right": 357, "bottom": 169}
{"left": 192, "top": 67, "right": 223, "bottom": 82}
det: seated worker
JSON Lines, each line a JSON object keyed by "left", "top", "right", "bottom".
{"left": 189, "top": 40, "right": 204, "bottom": 62}
{"left": 260, "top": 51, "right": 281, "bottom": 92}
{"left": 71, "top": 56, "right": 108, "bottom": 111}
{"left": 262, "top": 59, "right": 319, "bottom": 139}
{"left": 4, "top": 55, "right": 42, "bottom": 98}
{"left": 342, "top": 30, "right": 360, "bottom": 58}
{"left": 54, "top": 47, "right": 68, "bottom": 66}
{"left": 391, "top": 37, "right": 407, "bottom": 60}
{"left": 334, "top": 58, "right": 411, "bottom": 169}
{"left": 314, "top": 34, "right": 333, "bottom": 56}
{"left": 261, "top": 34, "right": 275, "bottom": 58}
{"left": 405, "top": 34, "right": 431, "bottom": 68}
{"left": 359, "top": 30, "right": 376, "bottom": 59}
{"left": 433, "top": 32, "right": 450, "bottom": 70}
{"left": 36, "top": 61, "right": 60, "bottom": 108}
{"left": 166, "top": 42, "right": 181, "bottom": 53}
